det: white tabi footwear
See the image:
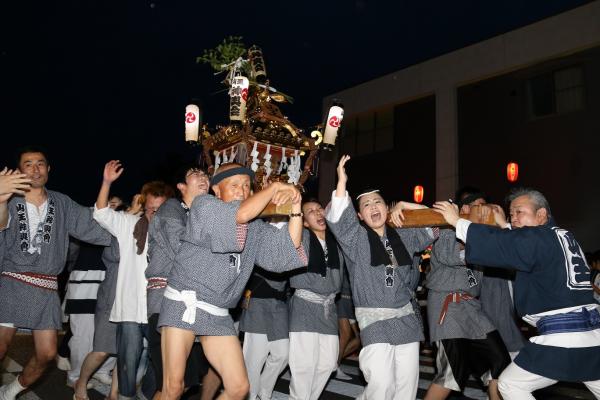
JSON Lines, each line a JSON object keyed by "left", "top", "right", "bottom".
{"left": 335, "top": 366, "right": 353, "bottom": 380}
{"left": 0, "top": 376, "right": 26, "bottom": 400}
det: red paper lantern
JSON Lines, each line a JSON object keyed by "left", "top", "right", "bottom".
{"left": 413, "top": 185, "right": 424, "bottom": 203}
{"left": 507, "top": 162, "right": 519, "bottom": 182}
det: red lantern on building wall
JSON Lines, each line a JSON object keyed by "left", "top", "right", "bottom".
{"left": 413, "top": 185, "right": 424, "bottom": 203}
{"left": 507, "top": 162, "right": 519, "bottom": 182}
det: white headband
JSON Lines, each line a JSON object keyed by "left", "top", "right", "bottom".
{"left": 355, "top": 189, "right": 380, "bottom": 200}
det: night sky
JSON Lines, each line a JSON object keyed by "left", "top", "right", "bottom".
{"left": 1, "top": 0, "right": 591, "bottom": 205}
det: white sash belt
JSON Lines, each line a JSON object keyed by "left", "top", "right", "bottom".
{"left": 164, "top": 285, "right": 228, "bottom": 324}
{"left": 355, "top": 302, "right": 414, "bottom": 330}
{"left": 294, "top": 289, "right": 336, "bottom": 318}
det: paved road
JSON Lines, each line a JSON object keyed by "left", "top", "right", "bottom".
{"left": 1, "top": 333, "right": 594, "bottom": 399}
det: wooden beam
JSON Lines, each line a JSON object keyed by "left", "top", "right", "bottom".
{"left": 388, "top": 205, "right": 496, "bottom": 228}
{"left": 259, "top": 203, "right": 497, "bottom": 228}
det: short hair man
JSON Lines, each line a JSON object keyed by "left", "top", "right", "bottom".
{"left": 454, "top": 188, "right": 525, "bottom": 359}
{"left": 434, "top": 188, "right": 600, "bottom": 399}
{"left": 424, "top": 188, "right": 511, "bottom": 400}
{"left": 158, "top": 163, "right": 307, "bottom": 400}
{"left": 0, "top": 146, "right": 111, "bottom": 400}
{"left": 144, "top": 164, "right": 221, "bottom": 399}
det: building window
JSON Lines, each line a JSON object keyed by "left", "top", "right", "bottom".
{"left": 338, "top": 106, "right": 395, "bottom": 156}
{"left": 356, "top": 113, "right": 375, "bottom": 156}
{"left": 528, "top": 66, "right": 584, "bottom": 118}
{"left": 374, "top": 108, "right": 394, "bottom": 152}
{"left": 555, "top": 67, "right": 584, "bottom": 113}
{"left": 340, "top": 117, "right": 356, "bottom": 155}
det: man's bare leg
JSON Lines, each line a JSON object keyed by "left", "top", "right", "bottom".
{"left": 16, "top": 329, "right": 57, "bottom": 388}
{"left": 200, "top": 336, "right": 249, "bottom": 400}
{"left": 342, "top": 322, "right": 361, "bottom": 359}
{"left": 424, "top": 382, "right": 452, "bottom": 400}
{"left": 106, "top": 365, "right": 118, "bottom": 400}
{"left": 337, "top": 319, "right": 352, "bottom": 366}
{"left": 74, "top": 351, "right": 109, "bottom": 399}
{"left": 0, "top": 326, "right": 17, "bottom": 360}
{"left": 161, "top": 327, "right": 195, "bottom": 400}
{"left": 200, "top": 367, "right": 222, "bottom": 400}
{"left": 488, "top": 379, "right": 502, "bottom": 400}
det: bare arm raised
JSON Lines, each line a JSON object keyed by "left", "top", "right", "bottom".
{"left": 96, "top": 160, "right": 124, "bottom": 210}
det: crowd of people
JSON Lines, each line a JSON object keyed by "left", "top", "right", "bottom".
{"left": 0, "top": 146, "right": 599, "bottom": 400}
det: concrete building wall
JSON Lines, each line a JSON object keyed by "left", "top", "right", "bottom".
{"left": 320, "top": 2, "right": 600, "bottom": 251}
{"left": 458, "top": 46, "right": 600, "bottom": 251}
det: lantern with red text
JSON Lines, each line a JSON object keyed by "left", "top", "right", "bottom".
{"left": 185, "top": 104, "right": 200, "bottom": 143}
{"left": 322, "top": 102, "right": 344, "bottom": 151}
{"left": 506, "top": 162, "right": 519, "bottom": 182}
{"left": 413, "top": 185, "right": 424, "bottom": 203}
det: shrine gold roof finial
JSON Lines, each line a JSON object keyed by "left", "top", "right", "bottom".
{"left": 192, "top": 38, "right": 343, "bottom": 197}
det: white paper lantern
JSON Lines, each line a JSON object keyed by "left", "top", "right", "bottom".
{"left": 184, "top": 104, "right": 200, "bottom": 142}
{"left": 323, "top": 105, "right": 344, "bottom": 149}
{"left": 230, "top": 76, "right": 249, "bottom": 122}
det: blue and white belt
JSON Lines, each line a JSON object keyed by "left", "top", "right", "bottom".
{"left": 537, "top": 307, "right": 600, "bottom": 335}
{"left": 164, "top": 286, "right": 228, "bottom": 324}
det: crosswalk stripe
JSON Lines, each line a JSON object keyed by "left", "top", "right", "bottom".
{"left": 1, "top": 357, "right": 23, "bottom": 373}
{"left": 2, "top": 349, "right": 593, "bottom": 399}
{"left": 1, "top": 369, "right": 42, "bottom": 400}
{"left": 277, "top": 363, "right": 489, "bottom": 399}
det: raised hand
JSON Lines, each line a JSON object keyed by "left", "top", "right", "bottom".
{"left": 127, "top": 194, "right": 143, "bottom": 215}
{"left": 0, "top": 168, "right": 32, "bottom": 203}
{"left": 432, "top": 201, "right": 460, "bottom": 227}
{"left": 335, "top": 155, "right": 351, "bottom": 197}
{"left": 103, "top": 160, "right": 124, "bottom": 184}
{"left": 489, "top": 204, "right": 509, "bottom": 228}
{"left": 272, "top": 183, "right": 301, "bottom": 206}
{"left": 389, "top": 202, "right": 405, "bottom": 228}
{"left": 337, "top": 155, "right": 350, "bottom": 185}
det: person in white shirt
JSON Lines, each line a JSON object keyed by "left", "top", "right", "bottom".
{"left": 84, "top": 160, "right": 172, "bottom": 400}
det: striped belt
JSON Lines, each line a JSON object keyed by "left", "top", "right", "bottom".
{"left": 438, "top": 292, "right": 474, "bottom": 324}
{"left": 147, "top": 277, "right": 167, "bottom": 290}
{"left": 537, "top": 307, "right": 600, "bottom": 335}
{"left": 1, "top": 271, "right": 58, "bottom": 291}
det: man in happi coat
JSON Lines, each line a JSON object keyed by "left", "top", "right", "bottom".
{"left": 0, "top": 146, "right": 111, "bottom": 400}
{"left": 158, "top": 163, "right": 307, "bottom": 400}
{"left": 424, "top": 228, "right": 510, "bottom": 400}
{"left": 434, "top": 188, "right": 600, "bottom": 399}
{"left": 455, "top": 187, "right": 525, "bottom": 358}
{"left": 144, "top": 164, "right": 219, "bottom": 399}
